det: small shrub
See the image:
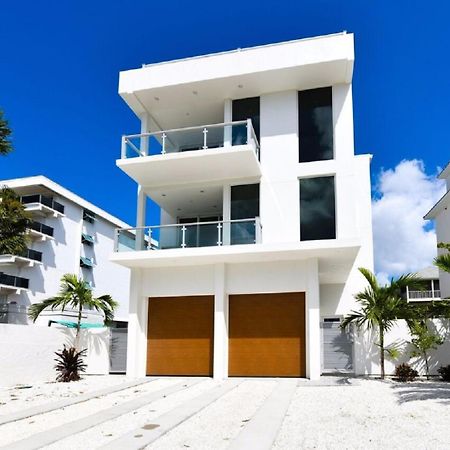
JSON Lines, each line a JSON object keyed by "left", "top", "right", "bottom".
{"left": 54, "top": 346, "right": 87, "bottom": 382}
{"left": 394, "top": 363, "right": 418, "bottom": 382}
{"left": 437, "top": 365, "right": 450, "bottom": 382}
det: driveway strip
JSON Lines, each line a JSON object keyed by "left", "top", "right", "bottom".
{"left": 227, "top": 379, "right": 297, "bottom": 450}
{"left": 0, "top": 377, "right": 154, "bottom": 426}
{"left": 1, "top": 378, "right": 203, "bottom": 450}
{"left": 102, "top": 379, "right": 242, "bottom": 450}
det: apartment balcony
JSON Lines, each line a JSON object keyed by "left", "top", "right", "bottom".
{"left": 0, "top": 248, "right": 43, "bottom": 267}
{"left": 117, "top": 120, "right": 261, "bottom": 189}
{"left": 0, "top": 272, "right": 29, "bottom": 294}
{"left": 407, "top": 290, "right": 441, "bottom": 302}
{"left": 27, "top": 221, "right": 54, "bottom": 241}
{"left": 21, "top": 194, "right": 65, "bottom": 217}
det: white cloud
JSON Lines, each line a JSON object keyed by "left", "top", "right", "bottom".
{"left": 372, "top": 159, "right": 446, "bottom": 282}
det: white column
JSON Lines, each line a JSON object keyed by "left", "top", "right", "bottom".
{"left": 213, "top": 263, "right": 228, "bottom": 379}
{"left": 224, "top": 99, "right": 232, "bottom": 147}
{"left": 222, "top": 184, "right": 231, "bottom": 245}
{"left": 126, "top": 268, "right": 147, "bottom": 378}
{"left": 305, "top": 258, "right": 321, "bottom": 380}
{"left": 136, "top": 112, "right": 150, "bottom": 250}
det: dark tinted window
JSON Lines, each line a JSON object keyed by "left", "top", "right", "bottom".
{"left": 300, "top": 177, "right": 335, "bottom": 240}
{"left": 231, "top": 184, "right": 259, "bottom": 220}
{"left": 298, "top": 88, "right": 333, "bottom": 162}
{"left": 232, "top": 97, "right": 260, "bottom": 143}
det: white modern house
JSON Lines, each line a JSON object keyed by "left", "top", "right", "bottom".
{"left": 425, "top": 162, "right": 450, "bottom": 299}
{"left": 111, "top": 32, "right": 374, "bottom": 380}
{"left": 0, "top": 176, "right": 131, "bottom": 371}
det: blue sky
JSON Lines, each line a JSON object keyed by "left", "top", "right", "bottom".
{"left": 0, "top": 0, "right": 449, "bottom": 229}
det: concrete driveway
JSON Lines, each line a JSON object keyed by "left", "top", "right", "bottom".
{"left": 0, "top": 376, "right": 449, "bottom": 449}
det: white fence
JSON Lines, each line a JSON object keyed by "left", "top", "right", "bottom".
{"left": 0, "top": 324, "right": 110, "bottom": 387}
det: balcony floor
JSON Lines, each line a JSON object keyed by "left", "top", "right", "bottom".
{"left": 117, "top": 144, "right": 261, "bottom": 188}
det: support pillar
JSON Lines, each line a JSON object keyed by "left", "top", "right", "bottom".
{"left": 306, "top": 258, "right": 321, "bottom": 380}
{"left": 213, "top": 263, "right": 228, "bottom": 379}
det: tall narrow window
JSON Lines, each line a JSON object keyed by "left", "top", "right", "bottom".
{"left": 232, "top": 97, "right": 260, "bottom": 144}
{"left": 298, "top": 87, "right": 333, "bottom": 162}
{"left": 230, "top": 184, "right": 260, "bottom": 245}
{"left": 300, "top": 177, "right": 335, "bottom": 241}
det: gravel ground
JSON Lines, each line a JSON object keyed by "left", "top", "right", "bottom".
{"left": 147, "top": 379, "right": 277, "bottom": 450}
{"left": 0, "top": 375, "right": 128, "bottom": 415}
{"left": 1, "top": 376, "right": 450, "bottom": 449}
{"left": 273, "top": 379, "right": 450, "bottom": 450}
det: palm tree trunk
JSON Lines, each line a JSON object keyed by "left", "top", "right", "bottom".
{"left": 74, "top": 303, "right": 82, "bottom": 350}
{"left": 379, "top": 324, "right": 385, "bottom": 379}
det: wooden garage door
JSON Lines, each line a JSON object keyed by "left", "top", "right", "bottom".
{"left": 147, "top": 296, "right": 214, "bottom": 376}
{"left": 229, "top": 293, "right": 305, "bottom": 377}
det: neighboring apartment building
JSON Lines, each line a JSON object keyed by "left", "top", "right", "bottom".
{"left": 0, "top": 176, "right": 131, "bottom": 333}
{"left": 111, "top": 32, "right": 374, "bottom": 380}
{"left": 405, "top": 266, "right": 441, "bottom": 302}
{"left": 425, "top": 162, "right": 450, "bottom": 299}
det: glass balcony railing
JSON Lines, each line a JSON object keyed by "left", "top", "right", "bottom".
{"left": 21, "top": 194, "right": 65, "bottom": 214}
{"left": 0, "top": 272, "right": 29, "bottom": 289}
{"left": 29, "top": 221, "right": 54, "bottom": 237}
{"left": 114, "top": 218, "right": 262, "bottom": 252}
{"left": 121, "top": 120, "right": 260, "bottom": 160}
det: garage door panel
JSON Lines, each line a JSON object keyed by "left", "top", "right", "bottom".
{"left": 147, "top": 296, "right": 213, "bottom": 376}
{"left": 229, "top": 293, "right": 306, "bottom": 377}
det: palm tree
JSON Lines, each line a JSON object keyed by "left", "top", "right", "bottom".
{"left": 341, "top": 267, "right": 424, "bottom": 379}
{"left": 435, "top": 243, "right": 450, "bottom": 285}
{"left": 0, "top": 109, "right": 12, "bottom": 155}
{"left": 28, "top": 274, "right": 118, "bottom": 345}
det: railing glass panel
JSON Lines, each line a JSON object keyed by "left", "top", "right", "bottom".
{"left": 121, "top": 120, "right": 259, "bottom": 159}
{"left": 115, "top": 218, "right": 261, "bottom": 252}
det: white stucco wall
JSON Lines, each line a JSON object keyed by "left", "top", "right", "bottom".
{"left": 354, "top": 319, "right": 450, "bottom": 377}
{"left": 435, "top": 209, "right": 450, "bottom": 298}
{"left": 0, "top": 324, "right": 110, "bottom": 387}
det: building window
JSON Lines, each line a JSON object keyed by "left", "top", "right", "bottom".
{"left": 299, "top": 176, "right": 336, "bottom": 241}
{"left": 298, "top": 87, "right": 333, "bottom": 162}
{"left": 232, "top": 97, "right": 260, "bottom": 144}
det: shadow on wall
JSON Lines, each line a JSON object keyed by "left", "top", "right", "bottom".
{"left": 391, "top": 382, "right": 450, "bottom": 405}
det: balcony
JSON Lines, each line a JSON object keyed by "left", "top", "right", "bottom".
{"left": 0, "top": 248, "right": 43, "bottom": 267}
{"left": 407, "top": 290, "right": 441, "bottom": 302}
{"left": 117, "top": 120, "right": 261, "bottom": 189}
{"left": 115, "top": 218, "right": 262, "bottom": 252}
{"left": 21, "top": 194, "right": 65, "bottom": 217}
{"left": 27, "top": 221, "right": 54, "bottom": 241}
{"left": 0, "top": 272, "right": 29, "bottom": 293}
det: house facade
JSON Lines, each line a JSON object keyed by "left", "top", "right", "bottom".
{"left": 0, "top": 176, "right": 131, "bottom": 329}
{"left": 111, "top": 32, "right": 374, "bottom": 380}
{"left": 425, "top": 162, "right": 450, "bottom": 299}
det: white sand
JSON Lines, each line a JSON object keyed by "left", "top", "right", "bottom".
{"left": 147, "top": 379, "right": 277, "bottom": 450}
{"left": 0, "top": 374, "right": 128, "bottom": 415}
{"left": 1, "top": 377, "right": 450, "bottom": 449}
{"left": 273, "top": 379, "right": 450, "bottom": 449}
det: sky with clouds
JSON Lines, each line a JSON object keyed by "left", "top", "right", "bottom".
{"left": 372, "top": 160, "right": 446, "bottom": 283}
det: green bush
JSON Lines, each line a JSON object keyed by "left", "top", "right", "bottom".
{"left": 394, "top": 363, "right": 418, "bottom": 382}
{"left": 437, "top": 365, "right": 450, "bottom": 382}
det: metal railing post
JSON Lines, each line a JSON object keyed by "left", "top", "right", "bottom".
{"left": 113, "top": 229, "right": 119, "bottom": 252}
{"left": 181, "top": 225, "right": 187, "bottom": 248}
{"left": 255, "top": 217, "right": 262, "bottom": 243}
{"left": 147, "top": 228, "right": 152, "bottom": 250}
{"left": 246, "top": 118, "right": 252, "bottom": 146}
{"left": 121, "top": 136, "right": 127, "bottom": 159}
{"left": 162, "top": 133, "right": 166, "bottom": 154}
{"left": 203, "top": 127, "right": 208, "bottom": 149}
{"left": 217, "top": 222, "right": 222, "bottom": 246}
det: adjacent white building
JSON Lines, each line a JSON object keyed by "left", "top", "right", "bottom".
{"left": 425, "top": 162, "right": 450, "bottom": 298}
{"left": 111, "top": 32, "right": 374, "bottom": 380}
{"left": 0, "top": 176, "right": 131, "bottom": 328}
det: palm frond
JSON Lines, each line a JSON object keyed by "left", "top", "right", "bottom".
{"left": 435, "top": 253, "right": 450, "bottom": 274}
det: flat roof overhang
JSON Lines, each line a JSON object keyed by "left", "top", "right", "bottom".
{"left": 110, "top": 238, "right": 361, "bottom": 284}
{"left": 119, "top": 33, "right": 354, "bottom": 129}
{"left": 116, "top": 144, "right": 261, "bottom": 189}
